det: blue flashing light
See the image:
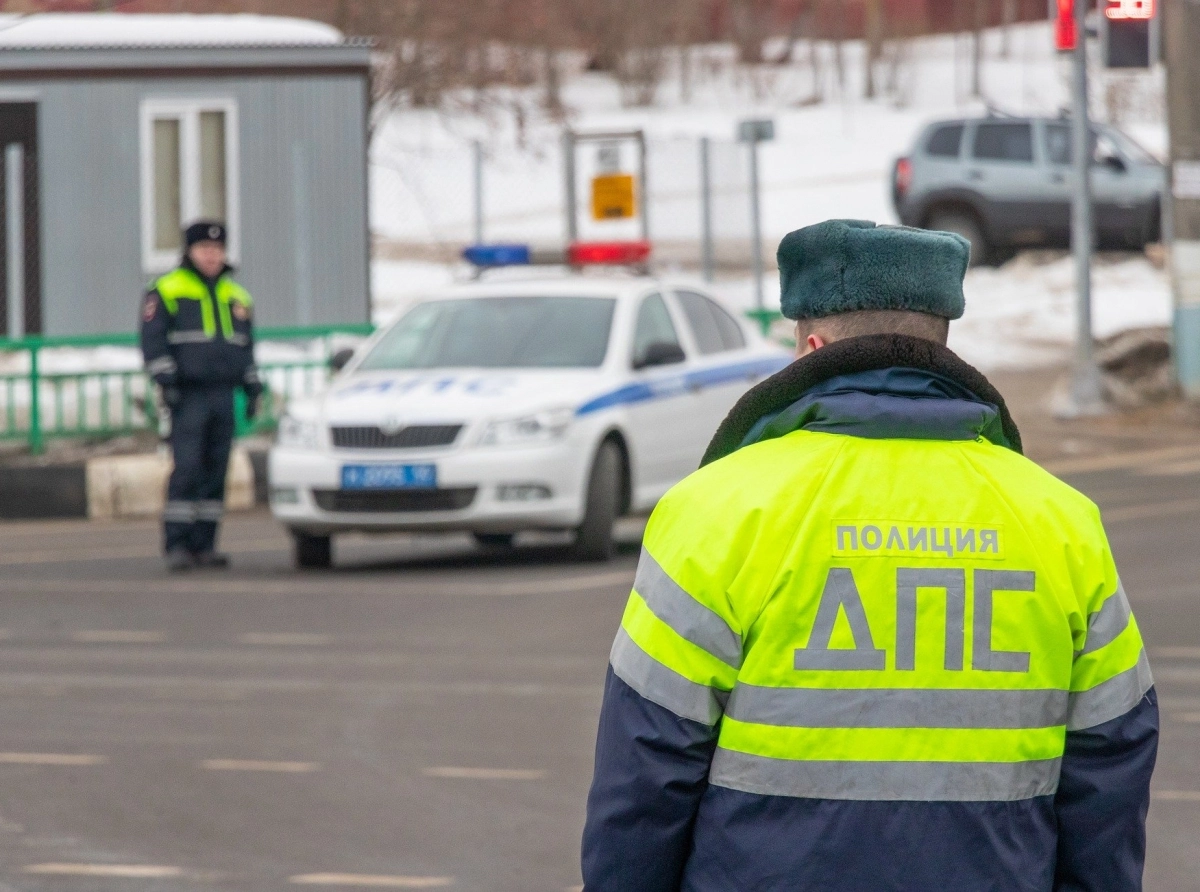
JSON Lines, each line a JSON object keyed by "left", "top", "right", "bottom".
{"left": 462, "top": 243, "right": 531, "bottom": 267}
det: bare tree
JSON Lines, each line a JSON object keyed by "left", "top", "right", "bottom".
{"left": 863, "top": 0, "right": 884, "bottom": 99}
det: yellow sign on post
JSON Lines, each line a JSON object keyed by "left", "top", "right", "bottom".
{"left": 591, "top": 173, "right": 636, "bottom": 220}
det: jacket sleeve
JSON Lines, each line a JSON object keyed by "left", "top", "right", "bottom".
{"left": 242, "top": 307, "right": 262, "bottom": 397}
{"left": 1054, "top": 573, "right": 1158, "bottom": 892}
{"left": 139, "top": 288, "right": 176, "bottom": 386}
{"left": 582, "top": 489, "right": 747, "bottom": 891}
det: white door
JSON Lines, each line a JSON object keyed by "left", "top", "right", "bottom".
{"left": 672, "top": 289, "right": 765, "bottom": 460}
{"left": 625, "top": 292, "right": 702, "bottom": 502}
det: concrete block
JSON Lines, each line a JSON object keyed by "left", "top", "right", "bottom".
{"left": 86, "top": 447, "right": 256, "bottom": 520}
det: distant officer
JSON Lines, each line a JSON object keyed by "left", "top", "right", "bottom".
{"left": 582, "top": 220, "right": 1157, "bottom": 891}
{"left": 140, "top": 221, "right": 262, "bottom": 572}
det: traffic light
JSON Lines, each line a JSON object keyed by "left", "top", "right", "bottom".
{"left": 1105, "top": 0, "right": 1155, "bottom": 68}
{"left": 1055, "top": 0, "right": 1077, "bottom": 51}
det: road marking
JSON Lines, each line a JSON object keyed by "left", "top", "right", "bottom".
{"left": 1101, "top": 499, "right": 1200, "bottom": 523}
{"left": 0, "top": 752, "right": 106, "bottom": 766}
{"left": 72, "top": 630, "right": 166, "bottom": 644}
{"left": 1152, "top": 790, "right": 1200, "bottom": 802}
{"left": 238, "top": 633, "right": 332, "bottom": 647}
{"left": 1155, "top": 646, "right": 1200, "bottom": 659}
{"left": 1042, "top": 445, "right": 1200, "bottom": 476}
{"left": 290, "top": 874, "right": 453, "bottom": 887}
{"left": 201, "top": 759, "right": 319, "bottom": 773}
{"left": 23, "top": 863, "right": 183, "bottom": 878}
{"left": 423, "top": 766, "right": 546, "bottom": 780}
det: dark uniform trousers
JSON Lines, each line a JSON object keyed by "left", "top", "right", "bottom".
{"left": 164, "top": 387, "right": 235, "bottom": 555}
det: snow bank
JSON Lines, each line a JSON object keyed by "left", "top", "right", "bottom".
{"left": 0, "top": 14, "right": 342, "bottom": 48}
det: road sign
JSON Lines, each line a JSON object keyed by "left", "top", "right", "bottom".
{"left": 738, "top": 119, "right": 775, "bottom": 143}
{"left": 591, "top": 173, "right": 636, "bottom": 220}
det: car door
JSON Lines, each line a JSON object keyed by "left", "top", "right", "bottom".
{"left": 673, "top": 288, "right": 765, "bottom": 455}
{"left": 624, "top": 291, "right": 702, "bottom": 502}
{"left": 966, "top": 120, "right": 1046, "bottom": 246}
{"left": 1043, "top": 122, "right": 1148, "bottom": 246}
{"left": 1040, "top": 121, "right": 1076, "bottom": 245}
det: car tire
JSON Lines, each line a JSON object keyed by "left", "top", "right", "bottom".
{"left": 473, "top": 532, "right": 516, "bottom": 550}
{"left": 570, "top": 441, "right": 622, "bottom": 562}
{"left": 292, "top": 531, "right": 333, "bottom": 570}
{"left": 927, "top": 209, "right": 989, "bottom": 267}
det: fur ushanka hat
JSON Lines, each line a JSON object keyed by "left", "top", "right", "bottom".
{"left": 777, "top": 219, "right": 970, "bottom": 321}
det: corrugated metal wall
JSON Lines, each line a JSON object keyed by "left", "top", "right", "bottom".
{"left": 22, "top": 71, "right": 369, "bottom": 336}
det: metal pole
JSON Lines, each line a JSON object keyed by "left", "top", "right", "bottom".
{"left": 700, "top": 137, "right": 714, "bottom": 283}
{"left": 1166, "top": 0, "right": 1200, "bottom": 397}
{"left": 748, "top": 138, "right": 765, "bottom": 311}
{"left": 472, "top": 139, "right": 484, "bottom": 245}
{"left": 5, "top": 143, "right": 24, "bottom": 340}
{"left": 637, "top": 129, "right": 650, "bottom": 244}
{"left": 1066, "top": 0, "right": 1105, "bottom": 415}
{"left": 563, "top": 131, "right": 578, "bottom": 243}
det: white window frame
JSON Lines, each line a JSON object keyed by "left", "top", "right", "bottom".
{"left": 139, "top": 97, "right": 240, "bottom": 274}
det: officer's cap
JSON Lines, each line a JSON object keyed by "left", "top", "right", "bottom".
{"left": 184, "top": 220, "right": 227, "bottom": 248}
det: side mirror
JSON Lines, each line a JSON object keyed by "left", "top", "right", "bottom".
{"left": 330, "top": 347, "right": 356, "bottom": 373}
{"left": 1098, "top": 152, "right": 1126, "bottom": 173}
{"left": 634, "top": 341, "right": 686, "bottom": 370}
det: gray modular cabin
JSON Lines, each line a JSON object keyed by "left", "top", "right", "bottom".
{"left": 0, "top": 13, "right": 371, "bottom": 338}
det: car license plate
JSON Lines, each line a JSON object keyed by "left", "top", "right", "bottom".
{"left": 341, "top": 464, "right": 437, "bottom": 490}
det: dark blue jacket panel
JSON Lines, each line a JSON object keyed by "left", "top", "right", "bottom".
{"left": 582, "top": 669, "right": 717, "bottom": 892}
{"left": 583, "top": 674, "right": 1158, "bottom": 892}
{"left": 1055, "top": 690, "right": 1158, "bottom": 892}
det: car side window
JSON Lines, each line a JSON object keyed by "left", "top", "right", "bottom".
{"left": 972, "top": 122, "right": 1034, "bottom": 164}
{"left": 676, "top": 291, "right": 746, "bottom": 354}
{"left": 1044, "top": 123, "right": 1102, "bottom": 167}
{"left": 632, "top": 293, "right": 683, "bottom": 367}
{"left": 926, "top": 124, "right": 964, "bottom": 159}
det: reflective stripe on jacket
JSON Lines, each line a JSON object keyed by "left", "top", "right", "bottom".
{"left": 582, "top": 335, "right": 1157, "bottom": 892}
{"left": 140, "top": 263, "right": 258, "bottom": 389}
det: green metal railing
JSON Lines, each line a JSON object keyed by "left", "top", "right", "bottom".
{"left": 0, "top": 325, "right": 373, "bottom": 455}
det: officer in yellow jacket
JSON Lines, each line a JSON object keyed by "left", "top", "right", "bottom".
{"left": 140, "top": 221, "right": 262, "bottom": 572}
{"left": 582, "top": 219, "right": 1157, "bottom": 891}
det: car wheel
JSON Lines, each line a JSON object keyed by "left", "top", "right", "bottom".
{"left": 570, "top": 441, "right": 622, "bottom": 562}
{"left": 292, "top": 531, "right": 333, "bottom": 570}
{"left": 927, "top": 209, "right": 989, "bottom": 267}
{"left": 473, "top": 532, "right": 516, "bottom": 549}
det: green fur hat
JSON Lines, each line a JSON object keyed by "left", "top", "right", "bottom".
{"left": 777, "top": 219, "right": 969, "bottom": 321}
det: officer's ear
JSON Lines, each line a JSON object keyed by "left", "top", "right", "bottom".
{"left": 795, "top": 325, "right": 827, "bottom": 358}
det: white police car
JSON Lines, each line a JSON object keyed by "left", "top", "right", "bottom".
{"left": 269, "top": 275, "right": 791, "bottom": 568}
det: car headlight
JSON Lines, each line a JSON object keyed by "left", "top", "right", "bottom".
{"left": 479, "top": 407, "right": 574, "bottom": 447}
{"left": 276, "top": 414, "right": 320, "bottom": 450}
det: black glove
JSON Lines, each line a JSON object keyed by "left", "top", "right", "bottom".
{"left": 245, "top": 396, "right": 259, "bottom": 421}
{"left": 161, "top": 385, "right": 182, "bottom": 408}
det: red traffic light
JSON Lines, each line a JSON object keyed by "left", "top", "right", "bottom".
{"left": 1055, "top": 0, "right": 1077, "bottom": 51}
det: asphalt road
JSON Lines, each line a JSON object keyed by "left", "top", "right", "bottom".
{"left": 0, "top": 446, "right": 1195, "bottom": 891}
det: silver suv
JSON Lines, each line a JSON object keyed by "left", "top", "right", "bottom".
{"left": 892, "top": 114, "right": 1164, "bottom": 265}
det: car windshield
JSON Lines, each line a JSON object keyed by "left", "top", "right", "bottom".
{"left": 1107, "top": 129, "right": 1159, "bottom": 166}
{"left": 358, "top": 296, "right": 617, "bottom": 370}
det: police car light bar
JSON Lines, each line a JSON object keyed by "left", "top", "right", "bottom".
{"left": 462, "top": 243, "right": 532, "bottom": 267}
{"left": 567, "top": 240, "right": 652, "bottom": 266}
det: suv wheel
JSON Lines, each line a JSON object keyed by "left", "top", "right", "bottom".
{"left": 927, "top": 209, "right": 988, "bottom": 267}
{"left": 292, "top": 531, "right": 333, "bottom": 570}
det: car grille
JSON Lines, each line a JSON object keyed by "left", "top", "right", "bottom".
{"left": 312, "top": 487, "right": 477, "bottom": 513}
{"left": 331, "top": 424, "right": 463, "bottom": 450}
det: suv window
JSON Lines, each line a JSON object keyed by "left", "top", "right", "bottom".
{"left": 632, "top": 293, "right": 683, "bottom": 367}
{"left": 1045, "top": 123, "right": 1103, "bottom": 166}
{"left": 972, "top": 122, "right": 1034, "bottom": 163}
{"left": 676, "top": 291, "right": 746, "bottom": 354}
{"left": 926, "top": 124, "right": 964, "bottom": 158}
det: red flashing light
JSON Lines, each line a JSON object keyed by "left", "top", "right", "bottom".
{"left": 1055, "top": 0, "right": 1077, "bottom": 50}
{"left": 894, "top": 157, "right": 913, "bottom": 199}
{"left": 567, "top": 240, "right": 652, "bottom": 266}
{"left": 1105, "top": 0, "right": 1154, "bottom": 19}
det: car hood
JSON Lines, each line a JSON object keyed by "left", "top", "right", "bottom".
{"left": 318, "top": 368, "right": 618, "bottom": 425}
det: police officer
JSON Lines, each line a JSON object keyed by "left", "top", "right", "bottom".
{"left": 582, "top": 220, "right": 1157, "bottom": 890}
{"left": 140, "top": 221, "right": 262, "bottom": 572}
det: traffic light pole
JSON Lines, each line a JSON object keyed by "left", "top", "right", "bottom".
{"left": 1065, "top": 0, "right": 1107, "bottom": 415}
{"left": 1166, "top": 0, "right": 1200, "bottom": 397}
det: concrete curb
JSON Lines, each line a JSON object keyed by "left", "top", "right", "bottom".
{"left": 0, "top": 448, "right": 263, "bottom": 521}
